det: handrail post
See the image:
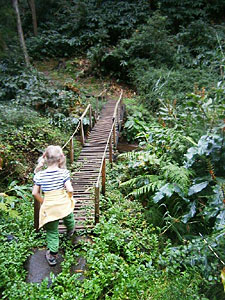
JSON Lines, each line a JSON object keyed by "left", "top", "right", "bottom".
{"left": 70, "top": 138, "right": 74, "bottom": 164}
{"left": 95, "top": 185, "right": 100, "bottom": 224}
{"left": 80, "top": 118, "right": 85, "bottom": 146}
{"left": 117, "top": 104, "right": 119, "bottom": 129}
{"left": 96, "top": 96, "right": 99, "bottom": 118}
{"left": 34, "top": 199, "right": 40, "bottom": 232}
{"left": 109, "top": 135, "right": 113, "bottom": 166}
{"left": 102, "top": 157, "right": 106, "bottom": 195}
{"left": 119, "top": 98, "right": 122, "bottom": 130}
{"left": 113, "top": 121, "right": 116, "bottom": 147}
{"left": 89, "top": 105, "right": 92, "bottom": 129}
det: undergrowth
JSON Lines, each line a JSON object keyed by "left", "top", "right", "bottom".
{"left": 0, "top": 176, "right": 211, "bottom": 300}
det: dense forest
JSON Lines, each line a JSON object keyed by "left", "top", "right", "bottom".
{"left": 0, "top": 0, "right": 225, "bottom": 299}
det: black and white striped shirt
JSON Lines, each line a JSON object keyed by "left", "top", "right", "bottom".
{"left": 33, "top": 169, "right": 70, "bottom": 192}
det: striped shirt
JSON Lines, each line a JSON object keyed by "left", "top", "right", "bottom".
{"left": 33, "top": 169, "right": 70, "bottom": 192}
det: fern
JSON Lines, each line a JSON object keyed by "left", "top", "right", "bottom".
{"left": 120, "top": 176, "right": 142, "bottom": 188}
{"left": 161, "top": 163, "right": 194, "bottom": 191}
{"left": 129, "top": 179, "right": 165, "bottom": 198}
{"left": 120, "top": 174, "right": 164, "bottom": 198}
{"left": 120, "top": 174, "right": 159, "bottom": 188}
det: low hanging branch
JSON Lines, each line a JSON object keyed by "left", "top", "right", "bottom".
{"left": 12, "top": 0, "right": 30, "bottom": 67}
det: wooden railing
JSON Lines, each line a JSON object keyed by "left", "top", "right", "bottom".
{"left": 62, "top": 89, "right": 107, "bottom": 163}
{"left": 34, "top": 89, "right": 107, "bottom": 231}
{"left": 94, "top": 90, "right": 124, "bottom": 224}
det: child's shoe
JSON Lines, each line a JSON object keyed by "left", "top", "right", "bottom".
{"left": 67, "top": 227, "right": 75, "bottom": 238}
{"left": 45, "top": 250, "right": 57, "bottom": 266}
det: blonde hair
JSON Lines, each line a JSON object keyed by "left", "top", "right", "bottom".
{"left": 34, "top": 145, "right": 66, "bottom": 173}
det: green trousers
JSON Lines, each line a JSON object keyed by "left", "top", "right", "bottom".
{"left": 44, "top": 212, "right": 75, "bottom": 253}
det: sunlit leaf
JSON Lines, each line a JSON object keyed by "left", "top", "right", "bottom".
{"left": 188, "top": 181, "right": 208, "bottom": 196}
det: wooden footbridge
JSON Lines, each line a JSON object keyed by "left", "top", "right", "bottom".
{"left": 34, "top": 91, "right": 125, "bottom": 232}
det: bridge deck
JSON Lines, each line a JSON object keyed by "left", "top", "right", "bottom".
{"left": 59, "top": 99, "right": 119, "bottom": 232}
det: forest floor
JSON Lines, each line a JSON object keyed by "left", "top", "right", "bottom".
{"left": 34, "top": 57, "right": 135, "bottom": 99}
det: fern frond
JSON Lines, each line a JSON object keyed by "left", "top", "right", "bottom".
{"left": 120, "top": 176, "right": 141, "bottom": 188}
{"left": 129, "top": 177, "right": 164, "bottom": 198}
{"left": 161, "top": 163, "right": 194, "bottom": 189}
{"left": 120, "top": 174, "right": 160, "bottom": 188}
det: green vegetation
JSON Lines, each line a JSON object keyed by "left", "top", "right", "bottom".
{"left": 1, "top": 0, "right": 225, "bottom": 299}
{"left": 0, "top": 179, "right": 211, "bottom": 299}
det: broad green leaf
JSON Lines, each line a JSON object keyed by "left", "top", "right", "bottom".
{"left": 153, "top": 183, "right": 174, "bottom": 203}
{"left": 185, "top": 147, "right": 198, "bottom": 161}
{"left": 188, "top": 181, "right": 208, "bottom": 196}
{"left": 182, "top": 201, "right": 196, "bottom": 223}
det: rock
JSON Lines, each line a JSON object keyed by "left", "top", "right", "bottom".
{"left": 24, "top": 249, "right": 64, "bottom": 284}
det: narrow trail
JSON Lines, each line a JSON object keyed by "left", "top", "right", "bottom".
{"left": 59, "top": 99, "right": 121, "bottom": 232}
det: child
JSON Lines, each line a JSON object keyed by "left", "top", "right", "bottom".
{"left": 32, "top": 145, "right": 75, "bottom": 266}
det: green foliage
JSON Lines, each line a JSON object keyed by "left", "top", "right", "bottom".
{"left": 26, "top": 0, "right": 150, "bottom": 59}
{"left": 0, "top": 182, "right": 46, "bottom": 298}
{"left": 88, "top": 12, "right": 176, "bottom": 78}
{"left": 118, "top": 77, "right": 225, "bottom": 242}
{"left": 0, "top": 60, "right": 84, "bottom": 129}
{"left": 0, "top": 103, "right": 71, "bottom": 187}
{"left": 0, "top": 1, "right": 225, "bottom": 298}
{"left": 157, "top": 0, "right": 225, "bottom": 28}
{"left": 0, "top": 2, "right": 17, "bottom": 57}
{"left": 130, "top": 65, "right": 221, "bottom": 111}
{"left": 0, "top": 179, "right": 209, "bottom": 300}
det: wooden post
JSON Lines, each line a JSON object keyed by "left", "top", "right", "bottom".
{"left": 70, "top": 138, "right": 74, "bottom": 164}
{"left": 102, "top": 157, "right": 106, "bottom": 195}
{"left": 89, "top": 106, "right": 92, "bottom": 129}
{"left": 117, "top": 105, "right": 119, "bottom": 129}
{"left": 109, "top": 135, "right": 113, "bottom": 166}
{"left": 113, "top": 121, "right": 116, "bottom": 147}
{"left": 34, "top": 199, "right": 40, "bottom": 232}
{"left": 96, "top": 97, "right": 99, "bottom": 117}
{"left": 80, "top": 118, "right": 85, "bottom": 146}
{"left": 95, "top": 185, "right": 100, "bottom": 224}
{"left": 119, "top": 99, "right": 122, "bottom": 130}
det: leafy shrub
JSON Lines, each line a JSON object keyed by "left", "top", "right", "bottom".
{"left": 176, "top": 21, "right": 225, "bottom": 56}
{"left": 0, "top": 103, "right": 71, "bottom": 187}
{"left": 88, "top": 13, "right": 176, "bottom": 78}
{"left": 0, "top": 3, "right": 17, "bottom": 57}
{"left": 130, "top": 65, "right": 220, "bottom": 111}
{"left": 26, "top": 0, "right": 151, "bottom": 60}
{"left": 0, "top": 178, "right": 209, "bottom": 300}
{"left": 0, "top": 60, "right": 83, "bottom": 129}
{"left": 158, "top": 0, "right": 225, "bottom": 28}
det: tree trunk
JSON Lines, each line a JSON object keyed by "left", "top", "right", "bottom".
{"left": 28, "top": 0, "right": 37, "bottom": 36}
{"left": 12, "top": 0, "right": 30, "bottom": 66}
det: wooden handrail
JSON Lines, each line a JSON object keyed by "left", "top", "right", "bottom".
{"left": 94, "top": 90, "right": 123, "bottom": 224}
{"left": 62, "top": 121, "right": 81, "bottom": 150}
{"left": 62, "top": 89, "right": 108, "bottom": 151}
{"left": 96, "top": 90, "right": 123, "bottom": 186}
{"left": 34, "top": 89, "right": 109, "bottom": 231}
